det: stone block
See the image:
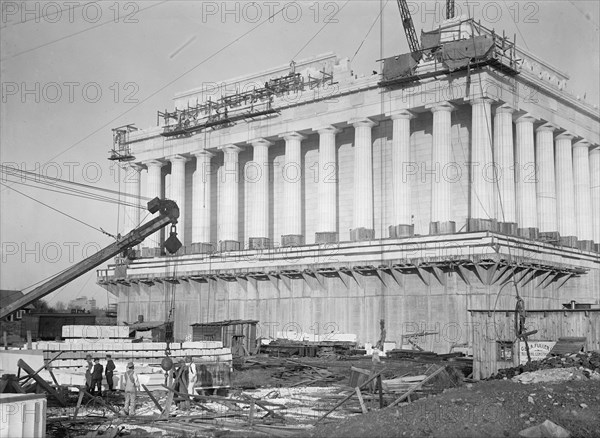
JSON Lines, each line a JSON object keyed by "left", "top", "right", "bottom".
{"left": 467, "top": 218, "right": 498, "bottom": 232}
{"left": 577, "top": 240, "right": 593, "bottom": 251}
{"left": 141, "top": 247, "right": 161, "bottom": 258}
{"left": 189, "top": 242, "right": 216, "bottom": 254}
{"left": 559, "top": 236, "right": 578, "bottom": 248}
{"left": 393, "top": 224, "right": 414, "bottom": 238}
{"left": 429, "top": 221, "right": 456, "bottom": 235}
{"left": 281, "top": 234, "right": 304, "bottom": 247}
{"left": 517, "top": 227, "right": 539, "bottom": 240}
{"left": 219, "top": 240, "right": 240, "bottom": 252}
{"left": 315, "top": 232, "right": 338, "bottom": 244}
{"left": 350, "top": 227, "right": 375, "bottom": 242}
{"left": 498, "top": 222, "right": 518, "bottom": 235}
{"left": 249, "top": 237, "right": 271, "bottom": 249}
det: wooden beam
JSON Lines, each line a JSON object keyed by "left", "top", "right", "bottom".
{"left": 486, "top": 262, "right": 500, "bottom": 285}
{"left": 387, "top": 366, "right": 447, "bottom": 408}
{"left": 142, "top": 384, "right": 163, "bottom": 414}
{"left": 554, "top": 273, "right": 574, "bottom": 290}
{"left": 17, "top": 359, "right": 66, "bottom": 406}
{"left": 375, "top": 270, "right": 393, "bottom": 289}
{"left": 492, "top": 265, "right": 513, "bottom": 285}
{"left": 388, "top": 269, "right": 404, "bottom": 287}
{"left": 280, "top": 274, "right": 293, "bottom": 293}
{"left": 540, "top": 272, "right": 559, "bottom": 289}
{"left": 355, "top": 387, "right": 368, "bottom": 414}
{"left": 266, "top": 274, "right": 281, "bottom": 294}
{"left": 473, "top": 264, "right": 488, "bottom": 285}
{"left": 536, "top": 271, "right": 554, "bottom": 288}
{"left": 429, "top": 266, "right": 446, "bottom": 286}
{"left": 521, "top": 269, "right": 539, "bottom": 287}
{"left": 235, "top": 277, "right": 249, "bottom": 293}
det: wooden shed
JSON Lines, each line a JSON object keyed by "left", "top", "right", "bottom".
{"left": 191, "top": 320, "right": 258, "bottom": 353}
{"left": 469, "top": 308, "right": 600, "bottom": 379}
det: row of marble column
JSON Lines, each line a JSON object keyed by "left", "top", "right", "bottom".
{"left": 122, "top": 99, "right": 599, "bottom": 253}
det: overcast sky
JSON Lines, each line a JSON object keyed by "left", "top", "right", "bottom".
{"left": 1, "top": 0, "right": 599, "bottom": 309}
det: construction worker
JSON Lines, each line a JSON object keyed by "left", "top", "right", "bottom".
{"left": 105, "top": 354, "right": 116, "bottom": 392}
{"left": 84, "top": 354, "right": 93, "bottom": 392}
{"left": 91, "top": 358, "right": 103, "bottom": 395}
{"left": 121, "top": 362, "right": 140, "bottom": 416}
{"left": 186, "top": 356, "right": 197, "bottom": 399}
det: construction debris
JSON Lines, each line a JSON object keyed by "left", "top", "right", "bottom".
{"left": 490, "top": 351, "right": 600, "bottom": 380}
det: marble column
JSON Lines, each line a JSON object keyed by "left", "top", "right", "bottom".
{"left": 248, "top": 138, "right": 272, "bottom": 249}
{"left": 493, "top": 105, "right": 517, "bottom": 234}
{"left": 218, "top": 145, "right": 242, "bottom": 251}
{"left": 350, "top": 118, "right": 376, "bottom": 241}
{"left": 143, "top": 160, "right": 164, "bottom": 252}
{"left": 168, "top": 155, "right": 188, "bottom": 253}
{"left": 280, "top": 132, "right": 306, "bottom": 246}
{"left": 573, "top": 140, "right": 594, "bottom": 250}
{"left": 469, "top": 97, "right": 497, "bottom": 231}
{"left": 590, "top": 147, "right": 600, "bottom": 252}
{"left": 429, "top": 102, "right": 456, "bottom": 234}
{"left": 121, "top": 163, "right": 142, "bottom": 253}
{"left": 515, "top": 114, "right": 538, "bottom": 239}
{"left": 314, "top": 125, "right": 340, "bottom": 243}
{"left": 535, "top": 124, "right": 558, "bottom": 241}
{"left": 389, "top": 110, "right": 414, "bottom": 238}
{"left": 555, "top": 133, "right": 577, "bottom": 247}
{"left": 191, "top": 151, "right": 214, "bottom": 253}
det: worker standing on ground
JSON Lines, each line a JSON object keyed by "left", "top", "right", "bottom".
{"left": 84, "top": 354, "right": 93, "bottom": 392}
{"left": 105, "top": 354, "right": 116, "bottom": 392}
{"left": 187, "top": 356, "right": 198, "bottom": 400}
{"left": 91, "top": 358, "right": 103, "bottom": 395}
{"left": 122, "top": 362, "right": 140, "bottom": 416}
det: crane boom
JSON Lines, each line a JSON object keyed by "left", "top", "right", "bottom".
{"left": 396, "top": 0, "right": 421, "bottom": 54}
{"left": 0, "top": 198, "right": 179, "bottom": 320}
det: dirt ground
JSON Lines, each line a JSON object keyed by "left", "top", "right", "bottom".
{"left": 308, "top": 379, "right": 600, "bottom": 438}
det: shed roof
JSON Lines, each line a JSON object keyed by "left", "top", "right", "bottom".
{"left": 191, "top": 319, "right": 259, "bottom": 327}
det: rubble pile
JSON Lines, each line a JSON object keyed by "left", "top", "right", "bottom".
{"left": 490, "top": 351, "right": 600, "bottom": 380}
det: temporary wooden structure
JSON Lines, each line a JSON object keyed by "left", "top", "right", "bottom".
{"left": 469, "top": 308, "right": 600, "bottom": 379}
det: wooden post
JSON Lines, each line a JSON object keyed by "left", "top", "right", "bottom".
{"left": 27, "top": 331, "right": 32, "bottom": 350}
{"left": 72, "top": 387, "right": 85, "bottom": 419}
{"left": 3, "top": 331, "right": 7, "bottom": 349}
{"left": 249, "top": 399, "right": 255, "bottom": 425}
{"left": 377, "top": 375, "right": 383, "bottom": 409}
{"left": 355, "top": 388, "right": 368, "bottom": 414}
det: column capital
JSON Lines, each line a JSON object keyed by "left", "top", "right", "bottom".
{"left": 388, "top": 109, "right": 415, "bottom": 120}
{"left": 349, "top": 117, "right": 377, "bottom": 128}
{"left": 573, "top": 139, "right": 592, "bottom": 149}
{"left": 515, "top": 113, "right": 538, "bottom": 124}
{"left": 494, "top": 103, "right": 515, "bottom": 115}
{"left": 536, "top": 123, "right": 557, "bottom": 133}
{"left": 314, "top": 125, "right": 341, "bottom": 135}
{"left": 279, "top": 131, "right": 306, "bottom": 141}
{"left": 219, "top": 144, "right": 243, "bottom": 153}
{"left": 192, "top": 150, "right": 215, "bottom": 159}
{"left": 555, "top": 131, "right": 576, "bottom": 141}
{"left": 427, "top": 101, "right": 456, "bottom": 113}
{"left": 166, "top": 154, "right": 189, "bottom": 163}
{"left": 250, "top": 138, "right": 273, "bottom": 148}
{"left": 469, "top": 97, "right": 496, "bottom": 105}
{"left": 143, "top": 159, "right": 165, "bottom": 169}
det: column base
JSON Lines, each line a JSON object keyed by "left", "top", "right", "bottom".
{"left": 249, "top": 237, "right": 272, "bottom": 250}
{"left": 560, "top": 236, "right": 578, "bottom": 248}
{"left": 517, "top": 227, "right": 539, "bottom": 240}
{"left": 141, "top": 247, "right": 161, "bottom": 258}
{"left": 389, "top": 224, "right": 414, "bottom": 238}
{"left": 429, "top": 221, "right": 456, "bottom": 235}
{"left": 220, "top": 240, "right": 240, "bottom": 252}
{"left": 189, "top": 242, "right": 216, "bottom": 254}
{"left": 350, "top": 228, "right": 375, "bottom": 242}
{"left": 539, "top": 232, "right": 561, "bottom": 244}
{"left": 281, "top": 235, "right": 304, "bottom": 247}
{"left": 498, "top": 222, "right": 518, "bottom": 235}
{"left": 315, "top": 232, "right": 338, "bottom": 244}
{"left": 577, "top": 240, "right": 594, "bottom": 251}
{"left": 467, "top": 218, "right": 498, "bottom": 232}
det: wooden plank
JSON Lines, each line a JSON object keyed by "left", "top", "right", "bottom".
{"left": 159, "top": 369, "right": 175, "bottom": 419}
{"left": 315, "top": 370, "right": 385, "bottom": 424}
{"left": 72, "top": 388, "right": 85, "bottom": 419}
{"left": 387, "top": 366, "right": 447, "bottom": 408}
{"left": 142, "top": 384, "right": 163, "bottom": 413}
{"left": 20, "top": 351, "right": 63, "bottom": 385}
{"left": 377, "top": 375, "right": 383, "bottom": 409}
{"left": 355, "top": 388, "right": 368, "bottom": 414}
{"left": 17, "top": 359, "right": 66, "bottom": 406}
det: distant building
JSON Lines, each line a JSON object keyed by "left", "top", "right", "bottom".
{"left": 0, "top": 290, "right": 34, "bottom": 322}
{"left": 68, "top": 296, "right": 97, "bottom": 312}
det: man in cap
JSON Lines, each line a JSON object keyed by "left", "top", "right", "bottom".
{"left": 122, "top": 362, "right": 140, "bottom": 416}
{"left": 84, "top": 354, "right": 93, "bottom": 393}
{"left": 91, "top": 358, "right": 104, "bottom": 396}
{"left": 105, "top": 354, "right": 116, "bottom": 392}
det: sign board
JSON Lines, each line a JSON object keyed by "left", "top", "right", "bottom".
{"left": 518, "top": 341, "right": 556, "bottom": 364}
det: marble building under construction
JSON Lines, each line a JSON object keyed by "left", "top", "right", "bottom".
{"left": 98, "top": 18, "right": 600, "bottom": 355}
